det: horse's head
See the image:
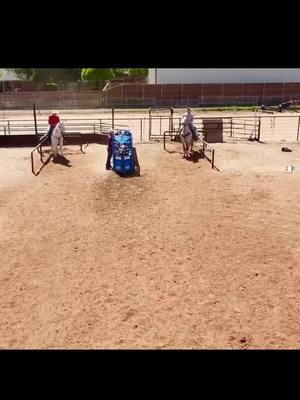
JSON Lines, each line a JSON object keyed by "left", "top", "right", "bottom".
{"left": 181, "top": 116, "right": 188, "bottom": 125}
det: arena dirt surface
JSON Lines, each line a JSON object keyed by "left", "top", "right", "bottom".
{"left": 1, "top": 138, "right": 300, "bottom": 349}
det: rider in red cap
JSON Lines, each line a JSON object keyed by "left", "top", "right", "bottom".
{"left": 47, "top": 111, "right": 60, "bottom": 141}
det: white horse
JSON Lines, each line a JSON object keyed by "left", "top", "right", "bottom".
{"left": 180, "top": 116, "right": 194, "bottom": 159}
{"left": 51, "top": 122, "right": 65, "bottom": 157}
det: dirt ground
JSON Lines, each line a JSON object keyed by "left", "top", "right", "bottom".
{"left": 1, "top": 139, "right": 300, "bottom": 349}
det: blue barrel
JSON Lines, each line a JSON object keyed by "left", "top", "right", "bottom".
{"left": 112, "top": 130, "right": 135, "bottom": 175}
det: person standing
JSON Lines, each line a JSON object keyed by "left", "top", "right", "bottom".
{"left": 106, "top": 130, "right": 114, "bottom": 170}
{"left": 48, "top": 111, "right": 60, "bottom": 142}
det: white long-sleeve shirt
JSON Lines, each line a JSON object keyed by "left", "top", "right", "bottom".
{"left": 183, "top": 112, "right": 194, "bottom": 125}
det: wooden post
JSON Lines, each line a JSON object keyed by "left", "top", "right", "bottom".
{"left": 33, "top": 102, "right": 38, "bottom": 136}
{"left": 230, "top": 117, "right": 233, "bottom": 137}
{"left": 212, "top": 149, "right": 215, "bottom": 169}
{"left": 140, "top": 118, "right": 143, "bottom": 142}
{"left": 112, "top": 107, "right": 114, "bottom": 130}
{"left": 297, "top": 116, "right": 300, "bottom": 142}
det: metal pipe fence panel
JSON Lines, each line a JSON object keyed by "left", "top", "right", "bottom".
{"left": 1, "top": 114, "right": 300, "bottom": 143}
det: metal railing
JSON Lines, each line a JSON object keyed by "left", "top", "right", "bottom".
{"left": 30, "top": 134, "right": 49, "bottom": 175}
{"left": 163, "top": 130, "right": 216, "bottom": 170}
{"left": 2, "top": 113, "right": 300, "bottom": 143}
{"left": 200, "top": 137, "right": 215, "bottom": 170}
{"left": 30, "top": 132, "right": 86, "bottom": 175}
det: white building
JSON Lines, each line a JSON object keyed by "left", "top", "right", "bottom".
{"left": 148, "top": 69, "right": 300, "bottom": 84}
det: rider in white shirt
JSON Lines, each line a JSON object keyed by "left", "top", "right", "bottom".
{"left": 183, "top": 107, "right": 197, "bottom": 140}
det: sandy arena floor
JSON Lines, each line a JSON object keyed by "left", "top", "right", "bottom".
{"left": 0, "top": 139, "right": 300, "bottom": 349}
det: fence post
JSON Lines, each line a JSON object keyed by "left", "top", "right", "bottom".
{"left": 33, "top": 102, "right": 38, "bottom": 136}
{"left": 257, "top": 117, "right": 261, "bottom": 142}
{"left": 140, "top": 118, "right": 143, "bottom": 142}
{"left": 297, "top": 116, "right": 300, "bottom": 141}
{"left": 281, "top": 82, "right": 285, "bottom": 102}
{"left": 230, "top": 117, "right": 233, "bottom": 137}
{"left": 149, "top": 107, "right": 152, "bottom": 140}
{"left": 241, "top": 82, "right": 244, "bottom": 104}
{"left": 160, "top": 116, "right": 162, "bottom": 136}
{"left": 170, "top": 107, "right": 174, "bottom": 131}
{"left": 221, "top": 83, "right": 224, "bottom": 106}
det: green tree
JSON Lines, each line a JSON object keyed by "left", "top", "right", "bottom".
{"left": 13, "top": 69, "right": 35, "bottom": 80}
{"left": 112, "top": 68, "right": 128, "bottom": 76}
{"left": 81, "top": 68, "right": 115, "bottom": 81}
{"left": 128, "top": 68, "right": 148, "bottom": 77}
{"left": 12, "top": 68, "right": 81, "bottom": 82}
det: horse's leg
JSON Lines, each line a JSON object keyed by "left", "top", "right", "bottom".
{"left": 189, "top": 136, "right": 193, "bottom": 157}
{"left": 181, "top": 137, "right": 186, "bottom": 158}
{"left": 59, "top": 137, "right": 63, "bottom": 155}
{"left": 53, "top": 138, "right": 58, "bottom": 157}
{"left": 185, "top": 136, "right": 191, "bottom": 158}
{"left": 183, "top": 139, "right": 187, "bottom": 158}
{"left": 51, "top": 136, "right": 55, "bottom": 157}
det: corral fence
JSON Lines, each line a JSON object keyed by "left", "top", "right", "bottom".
{"left": 1, "top": 82, "right": 300, "bottom": 109}
{"left": 1, "top": 113, "right": 300, "bottom": 144}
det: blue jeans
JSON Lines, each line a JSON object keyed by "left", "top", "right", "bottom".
{"left": 106, "top": 147, "right": 113, "bottom": 169}
{"left": 47, "top": 125, "right": 55, "bottom": 141}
